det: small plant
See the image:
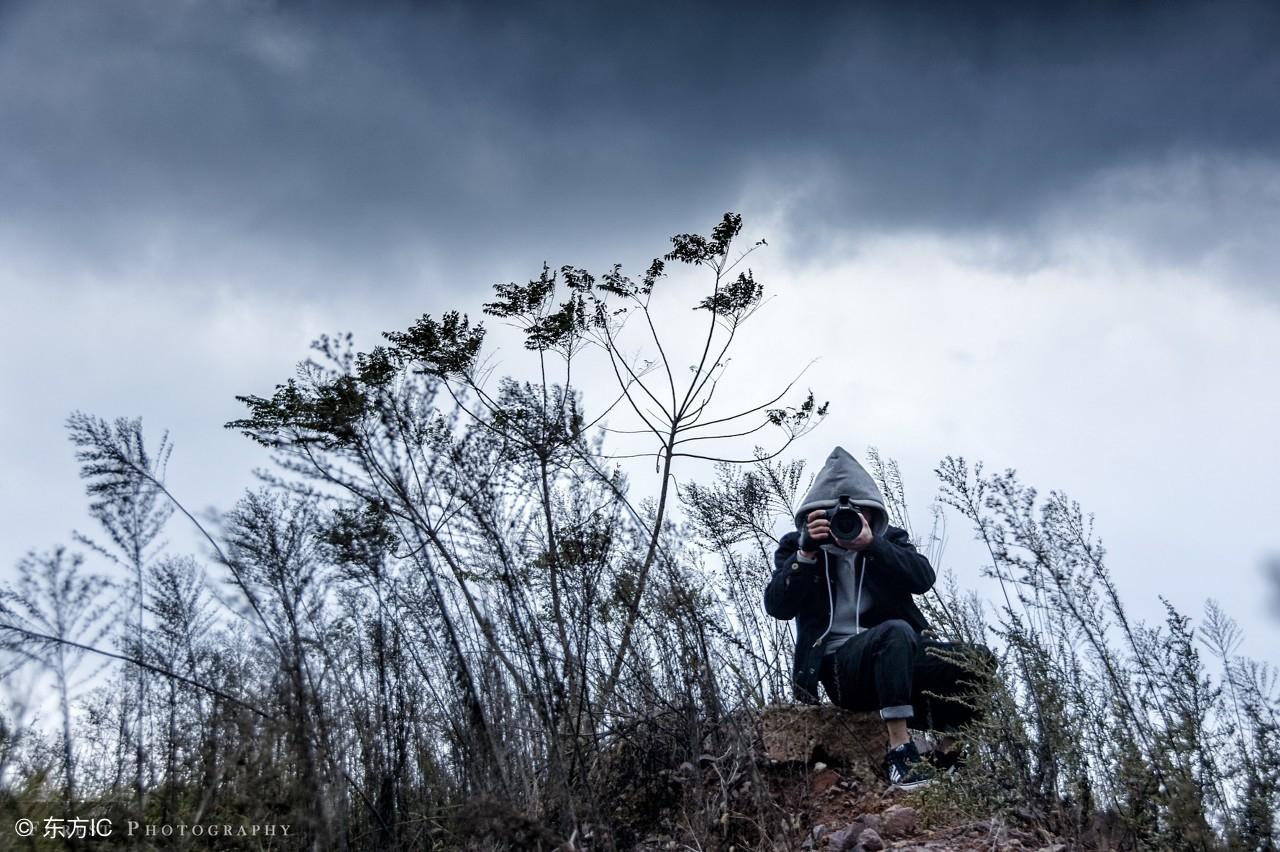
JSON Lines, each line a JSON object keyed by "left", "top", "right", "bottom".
{"left": 919, "top": 457, "right": 1280, "bottom": 850}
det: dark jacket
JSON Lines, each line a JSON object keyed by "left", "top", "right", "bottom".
{"left": 764, "top": 526, "right": 936, "bottom": 703}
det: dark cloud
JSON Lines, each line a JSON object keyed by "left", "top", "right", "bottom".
{"left": 2, "top": 0, "right": 1279, "bottom": 294}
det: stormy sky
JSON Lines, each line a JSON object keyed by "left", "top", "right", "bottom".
{"left": 2, "top": 1, "right": 1278, "bottom": 663}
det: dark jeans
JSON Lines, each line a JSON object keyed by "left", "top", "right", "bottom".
{"left": 817, "top": 619, "right": 995, "bottom": 733}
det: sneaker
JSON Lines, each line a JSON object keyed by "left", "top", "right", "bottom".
{"left": 883, "top": 741, "right": 936, "bottom": 790}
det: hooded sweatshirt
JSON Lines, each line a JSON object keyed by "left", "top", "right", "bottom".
{"left": 763, "top": 446, "right": 936, "bottom": 703}
{"left": 793, "top": 446, "right": 890, "bottom": 537}
{"left": 795, "top": 447, "right": 891, "bottom": 654}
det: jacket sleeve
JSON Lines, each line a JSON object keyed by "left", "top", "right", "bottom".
{"left": 864, "top": 526, "right": 936, "bottom": 595}
{"left": 764, "top": 530, "right": 821, "bottom": 620}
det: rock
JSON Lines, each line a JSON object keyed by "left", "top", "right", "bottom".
{"left": 812, "top": 768, "right": 842, "bottom": 794}
{"left": 824, "top": 825, "right": 857, "bottom": 851}
{"left": 759, "top": 703, "right": 888, "bottom": 766}
{"left": 759, "top": 703, "right": 890, "bottom": 790}
{"left": 826, "top": 814, "right": 892, "bottom": 852}
{"left": 856, "top": 827, "right": 884, "bottom": 851}
{"left": 879, "top": 804, "right": 919, "bottom": 838}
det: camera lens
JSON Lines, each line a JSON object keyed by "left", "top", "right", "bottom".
{"left": 828, "top": 503, "right": 863, "bottom": 541}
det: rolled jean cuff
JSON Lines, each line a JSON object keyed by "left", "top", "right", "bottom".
{"left": 879, "top": 704, "right": 914, "bottom": 720}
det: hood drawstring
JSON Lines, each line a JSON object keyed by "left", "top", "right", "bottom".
{"left": 854, "top": 552, "right": 866, "bottom": 635}
{"left": 812, "top": 551, "right": 867, "bottom": 650}
{"left": 813, "top": 551, "right": 834, "bottom": 649}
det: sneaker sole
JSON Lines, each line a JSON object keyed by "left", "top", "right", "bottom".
{"left": 890, "top": 777, "right": 934, "bottom": 791}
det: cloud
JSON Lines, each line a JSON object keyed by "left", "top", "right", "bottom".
{"left": 2, "top": 0, "right": 1280, "bottom": 298}
{"left": 734, "top": 231, "right": 1280, "bottom": 660}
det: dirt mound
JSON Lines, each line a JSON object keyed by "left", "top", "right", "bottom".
{"left": 759, "top": 703, "right": 1070, "bottom": 852}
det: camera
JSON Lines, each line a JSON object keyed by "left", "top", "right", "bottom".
{"left": 827, "top": 496, "right": 863, "bottom": 542}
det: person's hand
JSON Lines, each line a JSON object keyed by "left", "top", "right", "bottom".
{"left": 835, "top": 511, "right": 874, "bottom": 551}
{"left": 798, "top": 510, "right": 831, "bottom": 557}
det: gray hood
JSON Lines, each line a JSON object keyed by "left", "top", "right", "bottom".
{"left": 794, "top": 446, "right": 889, "bottom": 537}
